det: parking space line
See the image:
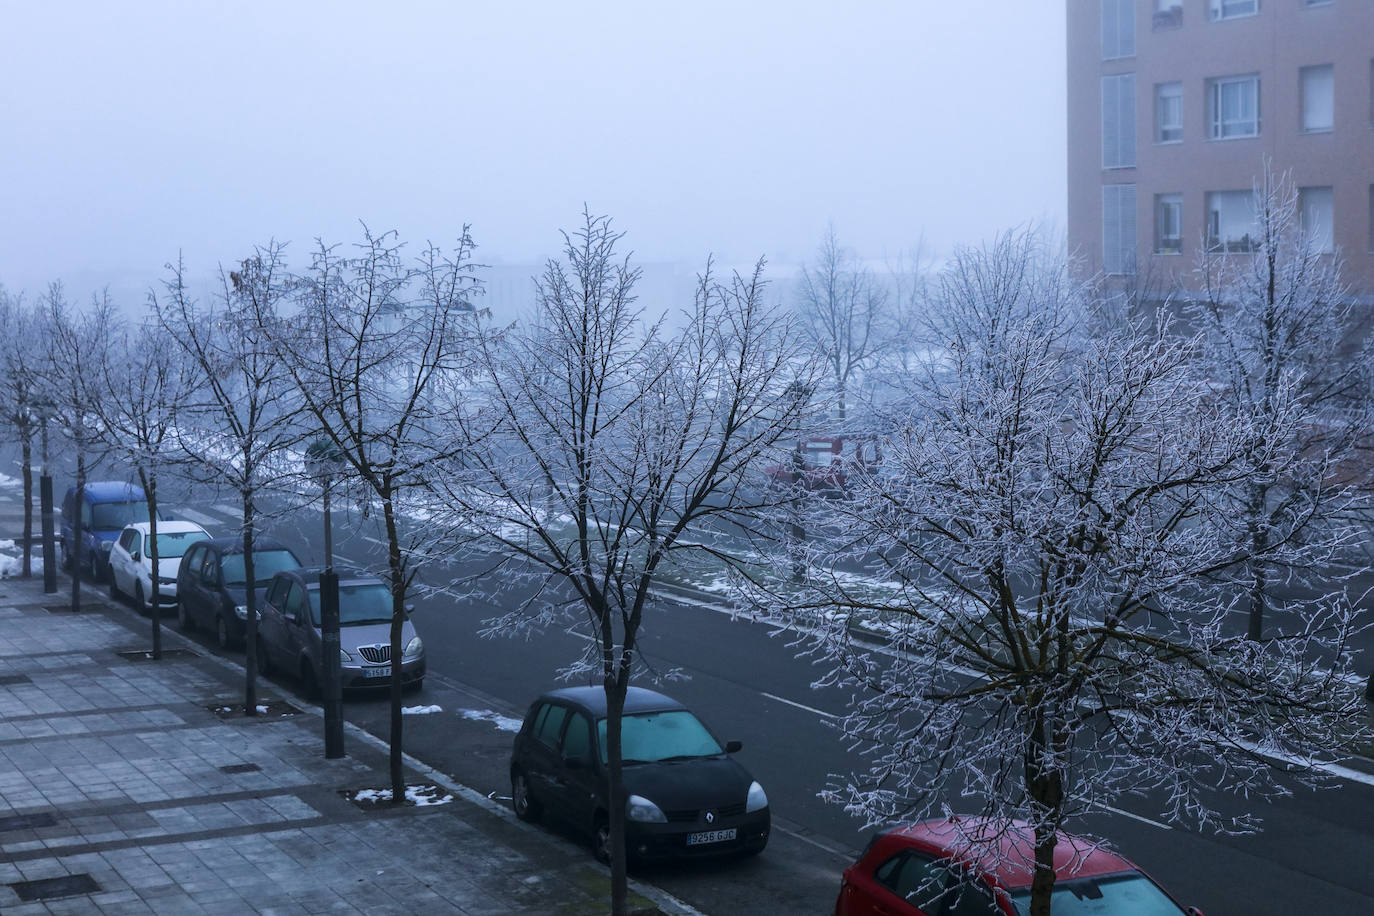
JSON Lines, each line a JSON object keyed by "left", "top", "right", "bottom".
{"left": 761, "top": 691, "right": 837, "bottom": 720}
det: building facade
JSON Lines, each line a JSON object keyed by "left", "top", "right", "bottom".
{"left": 1067, "top": 0, "right": 1374, "bottom": 300}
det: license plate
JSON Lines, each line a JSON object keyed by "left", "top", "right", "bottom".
{"left": 362, "top": 666, "right": 392, "bottom": 678}
{"left": 686, "top": 828, "right": 736, "bottom": 846}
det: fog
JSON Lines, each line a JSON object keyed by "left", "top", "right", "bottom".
{"left": 0, "top": 1, "right": 1066, "bottom": 312}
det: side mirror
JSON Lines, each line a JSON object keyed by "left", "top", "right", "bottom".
{"left": 1185, "top": 909, "right": 1205, "bottom": 916}
{"left": 724, "top": 740, "right": 743, "bottom": 753}
{"left": 131, "top": 551, "right": 141, "bottom": 563}
{"left": 405, "top": 603, "right": 416, "bottom": 614}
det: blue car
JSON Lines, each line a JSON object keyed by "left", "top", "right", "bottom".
{"left": 60, "top": 481, "right": 155, "bottom": 581}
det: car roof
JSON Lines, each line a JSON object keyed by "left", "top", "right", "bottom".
{"left": 539, "top": 686, "right": 687, "bottom": 718}
{"left": 124, "top": 520, "right": 208, "bottom": 536}
{"left": 76, "top": 481, "right": 146, "bottom": 501}
{"left": 885, "top": 817, "right": 1137, "bottom": 890}
{"left": 282, "top": 566, "right": 384, "bottom": 589}
{"left": 195, "top": 535, "right": 296, "bottom": 555}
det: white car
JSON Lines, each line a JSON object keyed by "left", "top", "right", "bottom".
{"left": 108, "top": 520, "right": 210, "bottom": 613}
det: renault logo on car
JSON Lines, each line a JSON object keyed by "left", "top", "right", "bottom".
{"left": 705, "top": 810, "right": 715, "bottom": 824}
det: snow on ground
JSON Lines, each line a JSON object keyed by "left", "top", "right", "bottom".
{"left": 0, "top": 472, "right": 19, "bottom": 489}
{"left": 460, "top": 708, "right": 523, "bottom": 732}
{"left": 350, "top": 784, "right": 453, "bottom": 806}
{"left": 0, "top": 540, "right": 43, "bottom": 579}
{"left": 402, "top": 704, "right": 443, "bottom": 715}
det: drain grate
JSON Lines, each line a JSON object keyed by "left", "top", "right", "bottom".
{"left": 0, "top": 674, "right": 33, "bottom": 686}
{"left": 9, "top": 873, "right": 101, "bottom": 902}
{"left": 116, "top": 648, "right": 198, "bottom": 662}
{"left": 219, "top": 763, "right": 262, "bottom": 774}
{"left": 0, "top": 812, "right": 57, "bottom": 831}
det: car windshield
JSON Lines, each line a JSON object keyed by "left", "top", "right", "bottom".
{"left": 220, "top": 549, "right": 301, "bottom": 587}
{"left": 92, "top": 500, "right": 150, "bottom": 530}
{"left": 1010, "top": 873, "right": 1182, "bottom": 915}
{"left": 307, "top": 582, "right": 393, "bottom": 626}
{"left": 596, "top": 710, "right": 723, "bottom": 763}
{"left": 150, "top": 531, "right": 203, "bottom": 559}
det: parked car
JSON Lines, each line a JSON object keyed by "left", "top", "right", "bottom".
{"left": 175, "top": 536, "right": 302, "bottom": 649}
{"left": 763, "top": 434, "right": 881, "bottom": 495}
{"left": 60, "top": 481, "right": 155, "bottom": 581}
{"left": 107, "top": 520, "right": 210, "bottom": 612}
{"left": 255, "top": 567, "right": 425, "bottom": 696}
{"left": 834, "top": 816, "right": 1203, "bottom": 916}
{"left": 510, "top": 686, "right": 769, "bottom": 862}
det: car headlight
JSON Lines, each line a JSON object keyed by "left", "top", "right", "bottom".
{"left": 626, "top": 795, "right": 667, "bottom": 824}
{"left": 745, "top": 781, "right": 768, "bottom": 813}
{"left": 234, "top": 605, "right": 249, "bottom": 620}
{"left": 340, "top": 648, "right": 353, "bottom": 663}
{"left": 403, "top": 636, "right": 423, "bottom": 659}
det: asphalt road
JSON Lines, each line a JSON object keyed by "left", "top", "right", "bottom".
{"left": 4, "top": 463, "right": 1374, "bottom": 914}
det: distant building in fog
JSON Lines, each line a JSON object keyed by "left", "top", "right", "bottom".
{"left": 1066, "top": 0, "right": 1374, "bottom": 302}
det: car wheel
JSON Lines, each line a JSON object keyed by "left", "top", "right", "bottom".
{"left": 176, "top": 600, "right": 194, "bottom": 632}
{"left": 109, "top": 575, "right": 122, "bottom": 601}
{"left": 592, "top": 814, "right": 611, "bottom": 864}
{"left": 60, "top": 541, "right": 72, "bottom": 572}
{"left": 299, "top": 661, "right": 320, "bottom": 701}
{"left": 404, "top": 677, "right": 424, "bottom": 694}
{"left": 511, "top": 771, "right": 541, "bottom": 823}
{"left": 88, "top": 551, "right": 102, "bottom": 582}
{"left": 216, "top": 614, "right": 232, "bottom": 650}
{"left": 134, "top": 582, "right": 148, "bottom": 615}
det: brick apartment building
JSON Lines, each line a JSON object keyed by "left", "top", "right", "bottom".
{"left": 1066, "top": 0, "right": 1374, "bottom": 303}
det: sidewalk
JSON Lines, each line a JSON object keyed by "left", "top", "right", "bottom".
{"left": 0, "top": 575, "right": 700, "bottom": 915}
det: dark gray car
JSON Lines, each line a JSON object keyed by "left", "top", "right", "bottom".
{"left": 256, "top": 567, "right": 426, "bottom": 697}
{"left": 175, "top": 536, "right": 303, "bottom": 649}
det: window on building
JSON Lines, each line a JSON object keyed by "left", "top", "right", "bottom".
{"left": 1300, "top": 65, "right": 1334, "bottom": 132}
{"left": 1101, "top": 0, "right": 1136, "bottom": 60}
{"left": 1206, "top": 190, "right": 1256, "bottom": 252}
{"left": 1154, "top": 0, "right": 1183, "bottom": 28}
{"left": 1155, "top": 82, "right": 1182, "bottom": 142}
{"left": 1155, "top": 194, "right": 1183, "bottom": 254}
{"left": 1103, "top": 73, "right": 1137, "bottom": 167}
{"left": 1208, "top": 75, "right": 1260, "bottom": 138}
{"left": 1299, "top": 186, "right": 1334, "bottom": 253}
{"left": 1209, "top": 0, "right": 1258, "bottom": 20}
{"left": 1103, "top": 184, "right": 1138, "bottom": 275}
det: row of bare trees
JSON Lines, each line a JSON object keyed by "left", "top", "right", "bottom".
{"left": 1, "top": 173, "right": 1369, "bottom": 914}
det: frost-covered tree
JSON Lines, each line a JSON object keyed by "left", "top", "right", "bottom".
{"left": 796, "top": 224, "right": 888, "bottom": 422}
{"left": 436, "top": 212, "right": 815, "bottom": 916}
{"left": 0, "top": 287, "right": 41, "bottom": 577}
{"left": 153, "top": 250, "right": 299, "bottom": 715}
{"left": 258, "top": 225, "right": 482, "bottom": 801}
{"left": 1191, "top": 164, "right": 1370, "bottom": 641}
{"left": 757, "top": 229, "right": 1367, "bottom": 916}
{"left": 91, "top": 316, "right": 202, "bottom": 658}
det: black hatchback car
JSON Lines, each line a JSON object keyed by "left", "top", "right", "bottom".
{"left": 175, "top": 536, "right": 303, "bottom": 649}
{"left": 510, "top": 686, "right": 769, "bottom": 862}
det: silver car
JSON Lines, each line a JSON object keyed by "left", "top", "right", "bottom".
{"left": 256, "top": 567, "right": 425, "bottom": 696}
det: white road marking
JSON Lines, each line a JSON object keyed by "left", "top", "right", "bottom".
{"left": 1094, "top": 803, "right": 1172, "bottom": 830}
{"left": 761, "top": 691, "right": 837, "bottom": 719}
{"left": 212, "top": 503, "right": 241, "bottom": 517}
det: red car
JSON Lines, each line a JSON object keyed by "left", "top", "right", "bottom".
{"left": 834, "top": 816, "right": 1204, "bottom": 916}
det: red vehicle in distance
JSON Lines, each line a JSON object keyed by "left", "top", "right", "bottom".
{"left": 765, "top": 435, "right": 881, "bottom": 495}
{"left": 834, "top": 816, "right": 1204, "bottom": 916}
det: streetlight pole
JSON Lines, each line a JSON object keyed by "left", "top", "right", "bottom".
{"left": 308, "top": 438, "right": 346, "bottom": 759}
{"left": 39, "top": 413, "right": 57, "bottom": 594}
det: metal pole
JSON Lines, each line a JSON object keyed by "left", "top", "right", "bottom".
{"left": 40, "top": 418, "right": 56, "bottom": 594}
{"left": 321, "top": 481, "right": 345, "bottom": 758}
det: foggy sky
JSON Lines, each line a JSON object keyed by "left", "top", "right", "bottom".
{"left": 0, "top": 1, "right": 1067, "bottom": 303}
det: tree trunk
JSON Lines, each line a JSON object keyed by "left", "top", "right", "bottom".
{"left": 70, "top": 453, "right": 85, "bottom": 613}
{"left": 604, "top": 673, "right": 629, "bottom": 916}
{"left": 142, "top": 470, "right": 162, "bottom": 660}
{"left": 242, "top": 492, "right": 259, "bottom": 716}
{"left": 383, "top": 493, "right": 406, "bottom": 803}
{"left": 1246, "top": 483, "right": 1269, "bottom": 642}
{"left": 1024, "top": 712, "right": 1066, "bottom": 916}
{"left": 20, "top": 433, "right": 32, "bottom": 578}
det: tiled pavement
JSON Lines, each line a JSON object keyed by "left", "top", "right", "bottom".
{"left": 0, "top": 576, "right": 699, "bottom": 915}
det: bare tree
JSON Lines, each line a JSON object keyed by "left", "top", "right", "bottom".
{"left": 152, "top": 249, "right": 299, "bottom": 715}
{"left": 796, "top": 224, "right": 888, "bottom": 422}
{"left": 437, "top": 211, "right": 815, "bottom": 916}
{"left": 258, "top": 225, "right": 482, "bottom": 800}
{"left": 0, "top": 286, "right": 40, "bottom": 577}
{"left": 38, "top": 284, "right": 116, "bottom": 610}
{"left": 753, "top": 229, "right": 1367, "bottom": 916}
{"left": 1191, "top": 163, "right": 1370, "bottom": 641}
{"left": 91, "top": 317, "right": 202, "bottom": 658}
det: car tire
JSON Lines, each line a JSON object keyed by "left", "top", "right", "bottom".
{"left": 88, "top": 551, "right": 102, "bottom": 583}
{"left": 216, "top": 614, "right": 232, "bottom": 651}
{"left": 592, "top": 814, "right": 611, "bottom": 864}
{"left": 176, "top": 600, "right": 194, "bottom": 633}
{"left": 511, "top": 770, "right": 541, "bottom": 823}
{"left": 60, "top": 541, "right": 72, "bottom": 572}
{"left": 109, "top": 575, "right": 122, "bottom": 601}
{"left": 134, "top": 582, "right": 148, "bottom": 615}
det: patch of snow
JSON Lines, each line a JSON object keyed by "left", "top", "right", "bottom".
{"left": 460, "top": 708, "right": 523, "bottom": 733}
{"left": 402, "top": 704, "right": 443, "bottom": 715}
{"left": 256, "top": 704, "right": 269, "bottom": 714}
{"left": 350, "top": 784, "right": 453, "bottom": 806}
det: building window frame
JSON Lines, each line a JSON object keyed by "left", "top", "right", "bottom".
{"left": 1153, "top": 1, "right": 1183, "bottom": 29}
{"left": 1155, "top": 82, "right": 1183, "bottom": 143}
{"left": 1298, "top": 186, "right": 1334, "bottom": 254}
{"left": 1154, "top": 194, "right": 1183, "bottom": 254}
{"left": 1209, "top": 0, "right": 1258, "bottom": 21}
{"left": 1103, "top": 184, "right": 1139, "bottom": 276}
{"left": 1207, "top": 74, "right": 1260, "bottom": 139}
{"left": 1102, "top": 73, "right": 1138, "bottom": 168}
{"left": 1299, "top": 64, "right": 1334, "bottom": 134}
{"left": 1101, "top": 0, "right": 1137, "bottom": 61}
{"left": 1206, "top": 189, "right": 1256, "bottom": 253}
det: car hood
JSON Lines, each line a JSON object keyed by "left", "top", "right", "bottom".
{"left": 337, "top": 619, "right": 417, "bottom": 653}
{"left": 155, "top": 557, "right": 182, "bottom": 579}
{"left": 621, "top": 755, "right": 756, "bottom": 811}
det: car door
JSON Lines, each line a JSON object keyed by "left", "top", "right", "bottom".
{"left": 257, "top": 576, "right": 290, "bottom": 667}
{"left": 110, "top": 529, "right": 136, "bottom": 594}
{"left": 281, "top": 582, "right": 313, "bottom": 668}
{"left": 553, "top": 711, "right": 599, "bottom": 831}
{"left": 198, "top": 548, "right": 224, "bottom": 624}
{"left": 178, "top": 544, "right": 206, "bottom": 618}
{"left": 865, "top": 851, "right": 1004, "bottom": 916}
{"left": 522, "top": 702, "right": 570, "bottom": 811}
